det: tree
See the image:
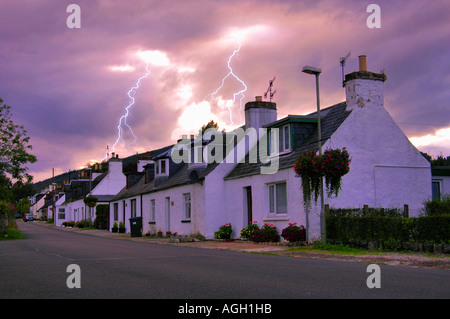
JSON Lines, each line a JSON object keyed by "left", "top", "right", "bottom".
{"left": 200, "top": 120, "right": 224, "bottom": 136}
{"left": 0, "top": 99, "right": 37, "bottom": 184}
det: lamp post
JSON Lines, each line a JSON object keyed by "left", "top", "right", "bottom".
{"left": 85, "top": 167, "right": 92, "bottom": 220}
{"left": 302, "top": 65, "right": 326, "bottom": 243}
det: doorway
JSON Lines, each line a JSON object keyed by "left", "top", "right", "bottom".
{"left": 244, "top": 186, "right": 252, "bottom": 225}
{"left": 165, "top": 197, "right": 171, "bottom": 233}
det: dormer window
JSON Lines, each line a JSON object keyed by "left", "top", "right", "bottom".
{"left": 269, "top": 124, "right": 291, "bottom": 155}
{"left": 155, "top": 158, "right": 169, "bottom": 177}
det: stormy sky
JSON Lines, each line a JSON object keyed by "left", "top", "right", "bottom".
{"left": 1, "top": 0, "right": 449, "bottom": 183}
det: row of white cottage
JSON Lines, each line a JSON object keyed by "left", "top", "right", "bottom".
{"left": 51, "top": 57, "right": 434, "bottom": 241}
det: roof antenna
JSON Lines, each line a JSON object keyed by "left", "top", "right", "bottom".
{"left": 340, "top": 51, "right": 351, "bottom": 87}
{"left": 264, "top": 76, "right": 277, "bottom": 102}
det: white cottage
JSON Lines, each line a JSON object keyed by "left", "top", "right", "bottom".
{"left": 57, "top": 156, "right": 126, "bottom": 227}
{"left": 110, "top": 55, "right": 431, "bottom": 241}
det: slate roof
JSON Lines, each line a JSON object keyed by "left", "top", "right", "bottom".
{"left": 111, "top": 161, "right": 219, "bottom": 201}
{"left": 110, "top": 101, "right": 351, "bottom": 199}
{"left": 225, "top": 101, "right": 351, "bottom": 180}
{"left": 432, "top": 166, "right": 450, "bottom": 176}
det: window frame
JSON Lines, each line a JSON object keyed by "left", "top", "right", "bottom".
{"left": 150, "top": 199, "right": 156, "bottom": 222}
{"left": 269, "top": 124, "right": 291, "bottom": 156}
{"left": 183, "top": 193, "right": 191, "bottom": 220}
{"left": 267, "top": 181, "right": 288, "bottom": 216}
{"left": 113, "top": 202, "right": 119, "bottom": 221}
{"left": 155, "top": 158, "right": 169, "bottom": 177}
{"left": 130, "top": 199, "right": 137, "bottom": 218}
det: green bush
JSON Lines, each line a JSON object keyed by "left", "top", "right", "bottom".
{"left": 327, "top": 215, "right": 450, "bottom": 244}
{"left": 62, "top": 221, "right": 75, "bottom": 227}
{"left": 240, "top": 222, "right": 259, "bottom": 239}
{"left": 94, "top": 204, "right": 109, "bottom": 230}
{"left": 421, "top": 194, "right": 450, "bottom": 216}
{"left": 214, "top": 223, "right": 232, "bottom": 239}
{"left": 281, "top": 223, "right": 306, "bottom": 242}
{"left": 250, "top": 223, "right": 280, "bottom": 243}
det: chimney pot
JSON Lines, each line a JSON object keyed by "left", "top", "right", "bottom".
{"left": 255, "top": 96, "right": 263, "bottom": 102}
{"left": 359, "top": 55, "right": 368, "bottom": 72}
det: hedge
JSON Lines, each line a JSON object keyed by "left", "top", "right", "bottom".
{"left": 327, "top": 216, "right": 450, "bottom": 244}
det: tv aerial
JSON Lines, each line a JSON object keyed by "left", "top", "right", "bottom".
{"left": 340, "top": 51, "right": 351, "bottom": 87}
{"left": 264, "top": 76, "right": 277, "bottom": 102}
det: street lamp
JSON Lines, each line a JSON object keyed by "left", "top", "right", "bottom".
{"left": 85, "top": 167, "right": 92, "bottom": 220}
{"left": 302, "top": 65, "right": 326, "bottom": 243}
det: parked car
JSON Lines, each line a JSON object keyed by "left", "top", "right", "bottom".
{"left": 23, "top": 213, "right": 34, "bottom": 222}
{"left": 15, "top": 213, "right": 22, "bottom": 219}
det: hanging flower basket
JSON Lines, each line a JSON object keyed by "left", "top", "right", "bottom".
{"left": 83, "top": 195, "right": 98, "bottom": 208}
{"left": 294, "top": 148, "right": 351, "bottom": 208}
{"left": 322, "top": 148, "right": 351, "bottom": 197}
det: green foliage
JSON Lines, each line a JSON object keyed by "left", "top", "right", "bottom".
{"left": 0, "top": 199, "right": 12, "bottom": 217}
{"left": 329, "top": 206, "right": 404, "bottom": 217}
{"left": 118, "top": 221, "right": 125, "bottom": 229}
{"left": 214, "top": 223, "right": 232, "bottom": 239}
{"left": 294, "top": 148, "right": 351, "bottom": 209}
{"left": 240, "top": 221, "right": 259, "bottom": 239}
{"left": 250, "top": 223, "right": 280, "bottom": 243}
{"left": 200, "top": 120, "right": 224, "bottom": 136}
{"left": 83, "top": 195, "right": 98, "bottom": 208}
{"left": 0, "top": 227, "right": 25, "bottom": 241}
{"left": 62, "top": 221, "right": 75, "bottom": 227}
{"left": 75, "top": 220, "right": 92, "bottom": 228}
{"left": 94, "top": 204, "right": 109, "bottom": 230}
{"left": 421, "top": 194, "right": 450, "bottom": 216}
{"left": 421, "top": 152, "right": 450, "bottom": 166}
{"left": 281, "top": 222, "right": 306, "bottom": 242}
{"left": 327, "top": 215, "right": 450, "bottom": 245}
{"left": 0, "top": 99, "right": 37, "bottom": 183}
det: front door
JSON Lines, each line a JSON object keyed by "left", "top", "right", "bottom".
{"left": 165, "top": 197, "right": 170, "bottom": 233}
{"left": 245, "top": 186, "right": 252, "bottom": 225}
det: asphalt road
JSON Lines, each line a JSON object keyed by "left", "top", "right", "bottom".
{"left": 1, "top": 221, "right": 449, "bottom": 300}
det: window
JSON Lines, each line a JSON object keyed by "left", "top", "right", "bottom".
{"left": 131, "top": 199, "right": 137, "bottom": 218}
{"left": 150, "top": 199, "right": 156, "bottom": 222}
{"left": 269, "top": 125, "right": 290, "bottom": 155}
{"left": 183, "top": 193, "right": 191, "bottom": 220}
{"left": 155, "top": 159, "right": 169, "bottom": 176}
{"left": 432, "top": 181, "right": 441, "bottom": 201}
{"left": 113, "top": 203, "right": 118, "bottom": 221}
{"left": 268, "top": 182, "right": 287, "bottom": 214}
{"left": 58, "top": 208, "right": 65, "bottom": 220}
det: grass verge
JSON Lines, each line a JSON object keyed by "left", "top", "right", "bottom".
{"left": 287, "top": 242, "right": 374, "bottom": 255}
{"left": 0, "top": 227, "right": 25, "bottom": 241}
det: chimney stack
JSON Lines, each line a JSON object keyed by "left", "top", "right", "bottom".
{"left": 359, "top": 55, "right": 368, "bottom": 72}
{"left": 244, "top": 96, "right": 277, "bottom": 130}
{"left": 344, "top": 55, "right": 387, "bottom": 111}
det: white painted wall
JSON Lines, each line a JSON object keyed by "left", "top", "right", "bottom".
{"left": 90, "top": 160, "right": 126, "bottom": 197}
{"left": 224, "top": 167, "right": 307, "bottom": 240}
{"left": 433, "top": 175, "right": 450, "bottom": 199}
{"left": 322, "top": 100, "right": 431, "bottom": 219}
{"left": 109, "top": 183, "right": 205, "bottom": 236}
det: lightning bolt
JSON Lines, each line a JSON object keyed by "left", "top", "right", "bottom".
{"left": 111, "top": 62, "right": 150, "bottom": 154}
{"left": 207, "top": 42, "right": 247, "bottom": 125}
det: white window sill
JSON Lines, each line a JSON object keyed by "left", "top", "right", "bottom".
{"left": 264, "top": 214, "right": 289, "bottom": 222}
